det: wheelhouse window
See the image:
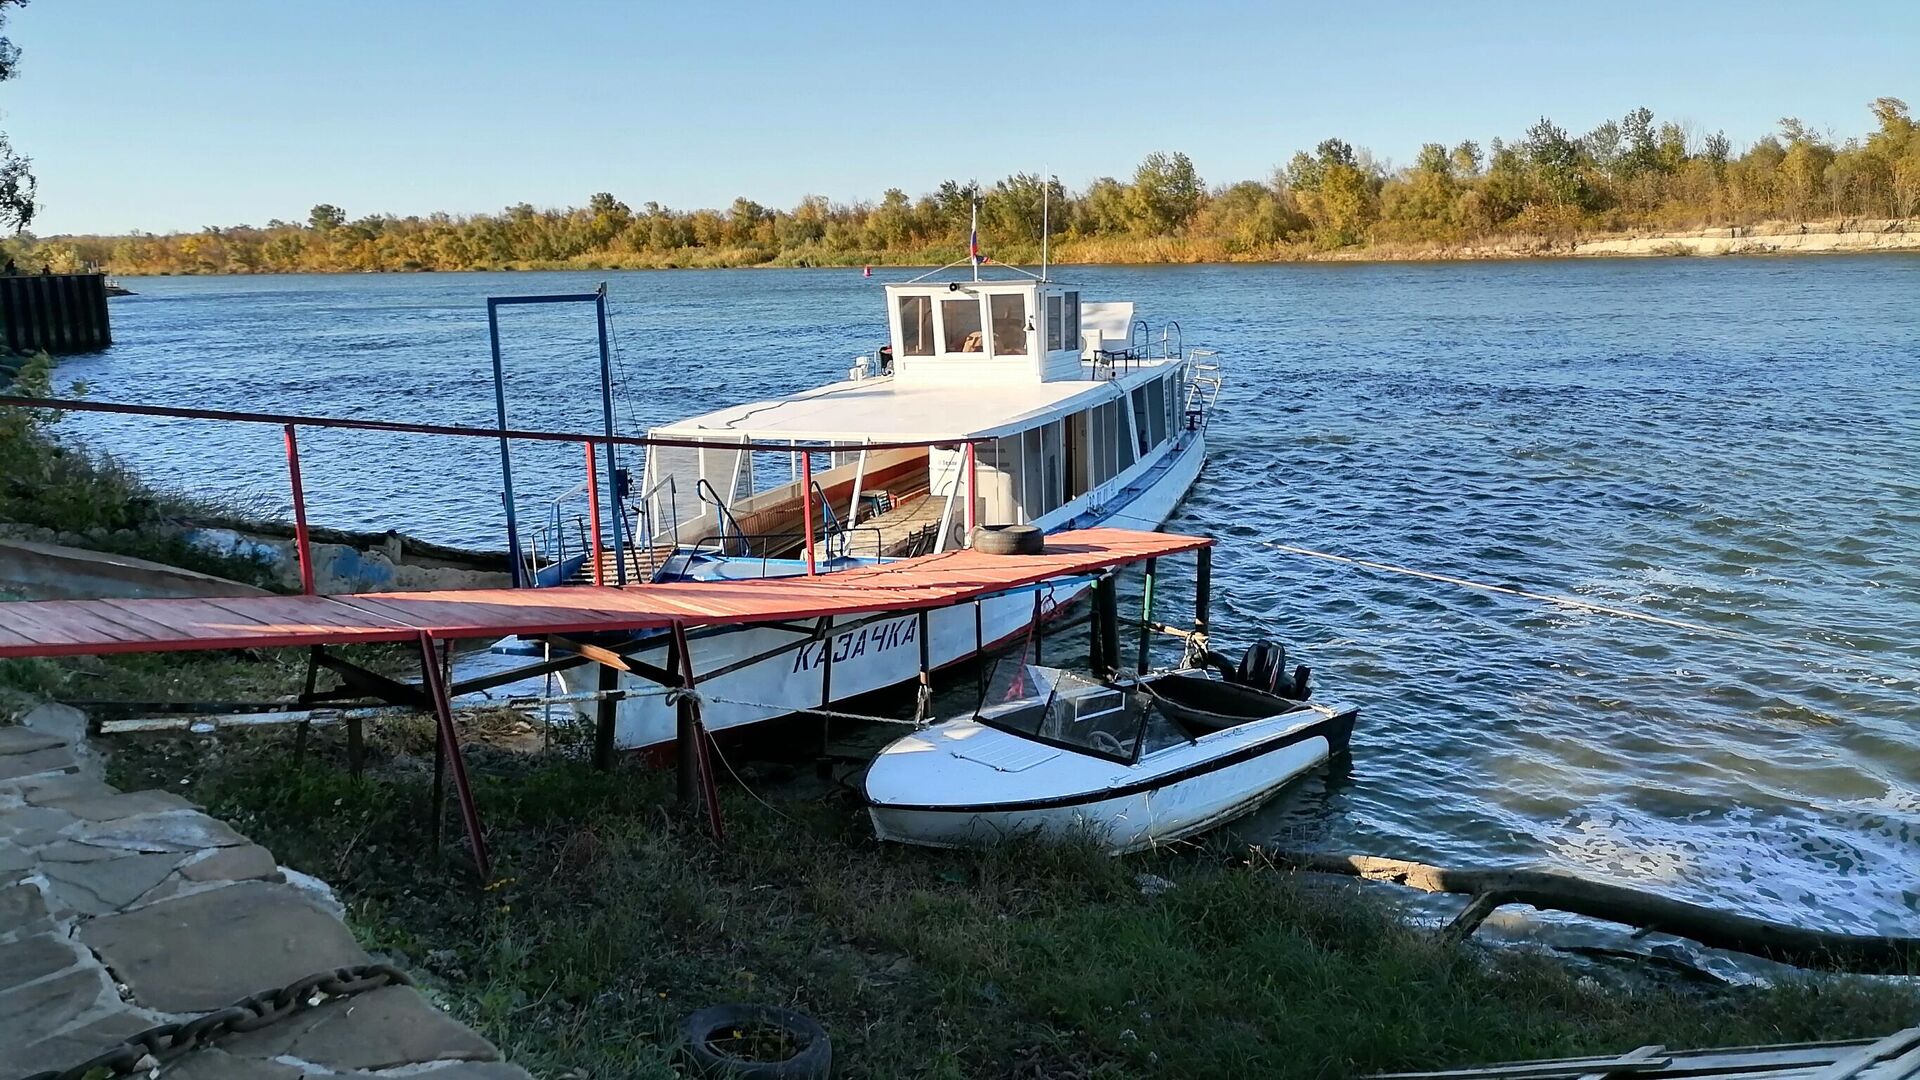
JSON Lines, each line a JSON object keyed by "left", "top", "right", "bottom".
{"left": 1046, "top": 294, "right": 1064, "bottom": 350}
{"left": 943, "top": 296, "right": 985, "bottom": 353}
{"left": 990, "top": 293, "right": 1027, "bottom": 357}
{"left": 898, "top": 295, "right": 934, "bottom": 356}
{"left": 1063, "top": 291, "right": 1080, "bottom": 353}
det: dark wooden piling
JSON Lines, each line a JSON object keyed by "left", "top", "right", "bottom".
{"left": 0, "top": 273, "right": 113, "bottom": 354}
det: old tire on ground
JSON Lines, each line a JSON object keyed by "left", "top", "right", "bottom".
{"left": 680, "top": 1003, "right": 832, "bottom": 1079}
{"left": 972, "top": 523, "right": 1044, "bottom": 555}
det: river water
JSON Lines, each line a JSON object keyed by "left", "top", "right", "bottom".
{"left": 53, "top": 259, "right": 1920, "bottom": 948}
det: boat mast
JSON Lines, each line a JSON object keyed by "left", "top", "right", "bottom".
{"left": 1041, "top": 169, "right": 1050, "bottom": 283}
{"left": 969, "top": 188, "right": 982, "bottom": 282}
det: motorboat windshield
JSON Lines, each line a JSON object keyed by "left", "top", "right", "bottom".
{"left": 973, "top": 656, "right": 1189, "bottom": 764}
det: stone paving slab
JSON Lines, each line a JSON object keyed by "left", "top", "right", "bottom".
{"left": 0, "top": 703, "right": 533, "bottom": 1080}
{"left": 82, "top": 880, "right": 373, "bottom": 1013}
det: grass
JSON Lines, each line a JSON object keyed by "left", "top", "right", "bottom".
{"left": 105, "top": 721, "right": 1920, "bottom": 1080}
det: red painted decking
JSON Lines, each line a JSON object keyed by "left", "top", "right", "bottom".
{"left": 0, "top": 528, "right": 1210, "bottom": 659}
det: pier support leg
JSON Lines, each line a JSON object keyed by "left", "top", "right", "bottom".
{"left": 1137, "top": 557, "right": 1157, "bottom": 675}
{"left": 594, "top": 662, "right": 619, "bottom": 771}
{"left": 1097, "top": 574, "right": 1121, "bottom": 680}
{"left": 670, "top": 622, "right": 724, "bottom": 841}
{"left": 293, "top": 645, "right": 321, "bottom": 764}
{"left": 1195, "top": 545, "right": 1212, "bottom": 645}
{"left": 801, "top": 451, "right": 816, "bottom": 576}
{"left": 418, "top": 632, "right": 490, "bottom": 880}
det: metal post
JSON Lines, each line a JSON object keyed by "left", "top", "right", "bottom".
{"left": 1195, "top": 545, "right": 1212, "bottom": 641}
{"left": 487, "top": 300, "right": 524, "bottom": 588}
{"left": 666, "top": 629, "right": 694, "bottom": 805}
{"left": 962, "top": 441, "right": 978, "bottom": 540}
{"left": 1032, "top": 591, "right": 1045, "bottom": 666}
{"left": 283, "top": 424, "right": 316, "bottom": 595}
{"left": 1099, "top": 574, "right": 1121, "bottom": 680}
{"left": 594, "top": 662, "right": 619, "bottom": 771}
{"left": 1088, "top": 578, "right": 1105, "bottom": 675}
{"left": 418, "top": 632, "right": 490, "bottom": 880}
{"left": 915, "top": 609, "right": 932, "bottom": 722}
{"left": 594, "top": 288, "right": 628, "bottom": 585}
{"left": 1138, "top": 557, "right": 1157, "bottom": 675}
{"left": 672, "top": 621, "right": 725, "bottom": 841}
{"left": 800, "top": 450, "right": 817, "bottom": 576}
{"left": 584, "top": 442, "right": 605, "bottom": 586}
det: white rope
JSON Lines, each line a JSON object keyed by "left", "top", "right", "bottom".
{"left": 699, "top": 695, "right": 929, "bottom": 727}
{"left": 1256, "top": 539, "right": 1920, "bottom": 685}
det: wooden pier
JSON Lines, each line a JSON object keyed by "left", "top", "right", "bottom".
{"left": 0, "top": 272, "right": 113, "bottom": 353}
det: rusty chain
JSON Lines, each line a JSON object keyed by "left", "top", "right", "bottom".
{"left": 21, "top": 963, "right": 413, "bottom": 1080}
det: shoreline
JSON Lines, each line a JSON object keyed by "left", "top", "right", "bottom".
{"left": 97, "top": 218, "right": 1920, "bottom": 277}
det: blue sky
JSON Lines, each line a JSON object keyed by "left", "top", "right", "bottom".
{"left": 7, "top": 1, "right": 1917, "bottom": 235}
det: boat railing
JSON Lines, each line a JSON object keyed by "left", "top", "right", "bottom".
{"left": 685, "top": 527, "right": 886, "bottom": 574}
{"left": 640, "top": 473, "right": 680, "bottom": 550}
{"left": 695, "top": 478, "right": 752, "bottom": 556}
{"left": 525, "top": 480, "right": 592, "bottom": 583}
{"left": 1161, "top": 321, "right": 1183, "bottom": 359}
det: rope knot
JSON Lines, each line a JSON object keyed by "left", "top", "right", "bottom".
{"left": 664, "top": 686, "right": 704, "bottom": 708}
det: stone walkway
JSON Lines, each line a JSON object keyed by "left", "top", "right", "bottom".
{"left": 1, "top": 704, "right": 532, "bottom": 1080}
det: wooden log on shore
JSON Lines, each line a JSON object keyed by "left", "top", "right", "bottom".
{"left": 1255, "top": 849, "right": 1920, "bottom": 976}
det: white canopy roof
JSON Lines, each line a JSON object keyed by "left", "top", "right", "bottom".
{"left": 651, "top": 361, "right": 1179, "bottom": 443}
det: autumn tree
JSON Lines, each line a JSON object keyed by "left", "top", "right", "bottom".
{"left": 0, "top": 0, "right": 36, "bottom": 231}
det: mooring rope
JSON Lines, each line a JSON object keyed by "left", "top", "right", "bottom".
{"left": 1255, "top": 539, "right": 1920, "bottom": 685}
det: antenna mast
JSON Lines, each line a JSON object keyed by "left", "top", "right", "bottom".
{"left": 969, "top": 186, "right": 982, "bottom": 282}
{"left": 1040, "top": 170, "right": 1051, "bottom": 282}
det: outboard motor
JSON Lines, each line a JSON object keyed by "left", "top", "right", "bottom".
{"left": 1289, "top": 664, "right": 1312, "bottom": 700}
{"left": 1236, "top": 640, "right": 1287, "bottom": 695}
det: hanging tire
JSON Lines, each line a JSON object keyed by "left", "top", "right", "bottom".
{"left": 972, "top": 523, "right": 1044, "bottom": 555}
{"left": 680, "top": 1003, "right": 832, "bottom": 1080}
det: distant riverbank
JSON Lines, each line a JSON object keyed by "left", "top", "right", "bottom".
{"left": 97, "top": 218, "right": 1916, "bottom": 277}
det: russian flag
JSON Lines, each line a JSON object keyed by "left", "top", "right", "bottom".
{"left": 969, "top": 226, "right": 980, "bottom": 264}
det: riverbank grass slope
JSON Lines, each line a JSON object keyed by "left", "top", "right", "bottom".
{"left": 106, "top": 722, "right": 1920, "bottom": 1080}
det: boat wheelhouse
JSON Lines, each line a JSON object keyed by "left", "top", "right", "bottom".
{"left": 534, "top": 269, "right": 1223, "bottom": 750}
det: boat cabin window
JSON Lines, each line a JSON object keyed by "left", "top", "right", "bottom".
{"left": 1146, "top": 377, "right": 1167, "bottom": 446}
{"left": 990, "top": 293, "right": 1027, "bottom": 356}
{"left": 1062, "top": 291, "right": 1080, "bottom": 352}
{"left": 1164, "top": 370, "right": 1182, "bottom": 434}
{"left": 1131, "top": 387, "right": 1152, "bottom": 456}
{"left": 943, "top": 296, "right": 984, "bottom": 353}
{"left": 899, "top": 295, "right": 935, "bottom": 356}
{"left": 1046, "top": 294, "right": 1064, "bottom": 350}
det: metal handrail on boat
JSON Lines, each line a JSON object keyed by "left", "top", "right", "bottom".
{"left": 640, "top": 474, "right": 679, "bottom": 550}
{"left": 696, "top": 478, "right": 751, "bottom": 556}
{"left": 1161, "top": 321, "right": 1182, "bottom": 359}
{"left": 684, "top": 528, "right": 886, "bottom": 575}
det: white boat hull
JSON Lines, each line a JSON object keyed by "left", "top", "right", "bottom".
{"left": 560, "top": 433, "right": 1206, "bottom": 749}
{"left": 864, "top": 698, "right": 1357, "bottom": 853}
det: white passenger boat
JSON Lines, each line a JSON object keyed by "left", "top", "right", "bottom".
{"left": 865, "top": 655, "right": 1358, "bottom": 853}
{"left": 535, "top": 263, "right": 1224, "bottom": 750}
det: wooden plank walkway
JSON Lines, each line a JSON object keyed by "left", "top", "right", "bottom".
{"left": 0, "top": 528, "right": 1207, "bottom": 659}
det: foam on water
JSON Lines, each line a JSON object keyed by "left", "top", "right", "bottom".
{"left": 53, "top": 258, "right": 1920, "bottom": 940}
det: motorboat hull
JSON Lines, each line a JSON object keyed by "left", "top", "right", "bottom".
{"left": 866, "top": 690, "right": 1356, "bottom": 853}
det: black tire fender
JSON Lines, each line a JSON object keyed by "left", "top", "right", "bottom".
{"left": 680, "top": 1003, "right": 832, "bottom": 1079}
{"left": 971, "top": 523, "right": 1045, "bottom": 555}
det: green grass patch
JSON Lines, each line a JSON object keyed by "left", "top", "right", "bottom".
{"left": 105, "top": 728, "right": 1920, "bottom": 1079}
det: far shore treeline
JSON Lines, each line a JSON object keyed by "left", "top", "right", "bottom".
{"left": 14, "top": 98, "right": 1920, "bottom": 274}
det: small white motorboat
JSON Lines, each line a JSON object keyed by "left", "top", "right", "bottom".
{"left": 865, "top": 649, "right": 1357, "bottom": 853}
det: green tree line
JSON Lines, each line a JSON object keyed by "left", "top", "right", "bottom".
{"left": 15, "top": 98, "right": 1920, "bottom": 274}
